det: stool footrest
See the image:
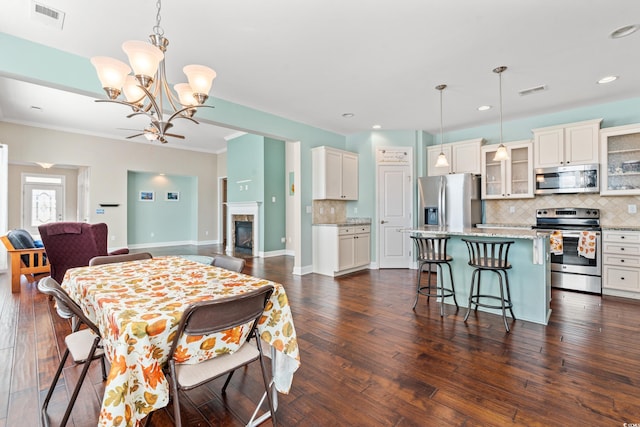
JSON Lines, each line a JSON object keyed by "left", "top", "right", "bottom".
{"left": 418, "top": 286, "right": 455, "bottom": 299}
{"left": 469, "top": 294, "right": 513, "bottom": 311}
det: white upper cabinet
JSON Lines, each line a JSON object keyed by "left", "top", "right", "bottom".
{"left": 427, "top": 138, "right": 484, "bottom": 176}
{"left": 533, "top": 119, "right": 602, "bottom": 168}
{"left": 481, "top": 140, "right": 534, "bottom": 199}
{"left": 312, "top": 146, "right": 359, "bottom": 200}
{"left": 600, "top": 123, "right": 640, "bottom": 196}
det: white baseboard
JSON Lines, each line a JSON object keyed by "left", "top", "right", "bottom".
{"left": 261, "top": 249, "right": 287, "bottom": 258}
{"left": 294, "top": 264, "right": 314, "bottom": 275}
{"left": 197, "top": 239, "right": 219, "bottom": 246}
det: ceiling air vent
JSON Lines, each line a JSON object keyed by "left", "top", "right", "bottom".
{"left": 31, "top": 1, "right": 65, "bottom": 30}
{"left": 518, "top": 85, "right": 547, "bottom": 96}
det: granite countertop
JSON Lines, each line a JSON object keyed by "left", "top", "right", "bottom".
{"left": 602, "top": 226, "right": 640, "bottom": 232}
{"left": 313, "top": 218, "right": 372, "bottom": 226}
{"left": 409, "top": 225, "right": 550, "bottom": 240}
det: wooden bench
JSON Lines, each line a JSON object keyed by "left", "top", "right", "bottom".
{"left": 1, "top": 232, "right": 50, "bottom": 293}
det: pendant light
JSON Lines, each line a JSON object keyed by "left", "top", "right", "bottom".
{"left": 434, "top": 84, "right": 449, "bottom": 168}
{"left": 493, "top": 66, "right": 510, "bottom": 161}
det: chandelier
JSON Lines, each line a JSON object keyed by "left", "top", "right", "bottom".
{"left": 90, "top": 0, "right": 216, "bottom": 144}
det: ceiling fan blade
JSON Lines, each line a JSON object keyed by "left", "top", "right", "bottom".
{"left": 165, "top": 133, "right": 185, "bottom": 139}
{"left": 126, "top": 133, "right": 145, "bottom": 139}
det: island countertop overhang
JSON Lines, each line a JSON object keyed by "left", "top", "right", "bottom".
{"left": 408, "top": 225, "right": 551, "bottom": 240}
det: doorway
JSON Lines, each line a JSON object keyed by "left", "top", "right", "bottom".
{"left": 22, "top": 173, "right": 65, "bottom": 236}
{"left": 376, "top": 148, "right": 413, "bottom": 269}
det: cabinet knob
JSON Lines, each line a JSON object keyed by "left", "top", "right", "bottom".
{"left": 621, "top": 259, "right": 625, "bottom": 263}
{"left": 621, "top": 236, "right": 625, "bottom": 239}
{"left": 381, "top": 220, "right": 388, "bottom": 224}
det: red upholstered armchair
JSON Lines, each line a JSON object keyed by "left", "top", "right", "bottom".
{"left": 38, "top": 222, "right": 129, "bottom": 283}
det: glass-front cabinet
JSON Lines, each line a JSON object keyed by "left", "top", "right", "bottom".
{"left": 481, "top": 140, "right": 534, "bottom": 199}
{"left": 601, "top": 124, "right": 640, "bottom": 196}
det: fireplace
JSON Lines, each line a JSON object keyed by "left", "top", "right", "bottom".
{"left": 226, "top": 202, "right": 261, "bottom": 257}
{"left": 234, "top": 220, "right": 253, "bottom": 253}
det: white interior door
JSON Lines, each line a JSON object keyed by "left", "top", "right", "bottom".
{"left": 22, "top": 174, "right": 65, "bottom": 236}
{"left": 377, "top": 148, "right": 413, "bottom": 269}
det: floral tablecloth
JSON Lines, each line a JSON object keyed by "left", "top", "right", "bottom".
{"left": 62, "top": 256, "right": 300, "bottom": 427}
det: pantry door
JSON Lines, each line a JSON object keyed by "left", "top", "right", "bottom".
{"left": 377, "top": 148, "right": 413, "bottom": 269}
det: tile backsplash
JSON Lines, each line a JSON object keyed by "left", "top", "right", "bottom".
{"left": 312, "top": 200, "right": 347, "bottom": 224}
{"left": 485, "top": 194, "right": 640, "bottom": 227}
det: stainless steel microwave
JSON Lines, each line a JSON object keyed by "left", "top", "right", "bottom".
{"left": 534, "top": 164, "right": 599, "bottom": 195}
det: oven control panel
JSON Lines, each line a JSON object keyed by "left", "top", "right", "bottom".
{"left": 536, "top": 208, "right": 600, "bottom": 219}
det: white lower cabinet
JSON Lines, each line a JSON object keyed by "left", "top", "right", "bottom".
{"left": 313, "top": 224, "right": 371, "bottom": 276}
{"left": 602, "top": 230, "right": 640, "bottom": 299}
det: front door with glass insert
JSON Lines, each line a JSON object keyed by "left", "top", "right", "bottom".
{"left": 22, "top": 174, "right": 65, "bottom": 236}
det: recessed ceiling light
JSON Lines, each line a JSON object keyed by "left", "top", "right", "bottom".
{"left": 597, "top": 75, "right": 618, "bottom": 84}
{"left": 477, "top": 105, "right": 492, "bottom": 111}
{"left": 372, "top": 124, "right": 382, "bottom": 129}
{"left": 610, "top": 24, "right": 639, "bottom": 39}
{"left": 342, "top": 113, "right": 355, "bottom": 118}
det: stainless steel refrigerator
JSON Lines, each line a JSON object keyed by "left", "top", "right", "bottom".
{"left": 418, "top": 174, "right": 482, "bottom": 230}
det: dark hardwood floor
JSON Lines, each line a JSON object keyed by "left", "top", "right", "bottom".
{"left": 1, "top": 244, "right": 639, "bottom": 426}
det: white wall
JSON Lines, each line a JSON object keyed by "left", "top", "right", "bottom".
{"left": 0, "top": 122, "right": 219, "bottom": 249}
{"left": 0, "top": 144, "right": 7, "bottom": 270}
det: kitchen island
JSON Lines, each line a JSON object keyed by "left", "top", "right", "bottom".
{"left": 410, "top": 226, "right": 551, "bottom": 325}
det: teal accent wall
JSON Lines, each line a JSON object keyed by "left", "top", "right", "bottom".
{"left": 227, "top": 134, "right": 286, "bottom": 253}
{"left": 227, "top": 134, "right": 264, "bottom": 203}
{"left": 264, "top": 138, "right": 286, "bottom": 252}
{"left": 127, "top": 171, "right": 197, "bottom": 245}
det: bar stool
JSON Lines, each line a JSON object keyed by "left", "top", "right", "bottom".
{"left": 410, "top": 235, "right": 458, "bottom": 316}
{"left": 461, "top": 238, "right": 515, "bottom": 332}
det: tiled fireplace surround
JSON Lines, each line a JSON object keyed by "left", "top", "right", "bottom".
{"left": 486, "top": 194, "right": 640, "bottom": 227}
{"left": 226, "top": 202, "right": 260, "bottom": 257}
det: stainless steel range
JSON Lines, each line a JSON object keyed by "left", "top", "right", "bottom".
{"left": 534, "top": 207, "right": 602, "bottom": 294}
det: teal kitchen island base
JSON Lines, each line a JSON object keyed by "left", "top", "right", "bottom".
{"left": 410, "top": 227, "right": 551, "bottom": 325}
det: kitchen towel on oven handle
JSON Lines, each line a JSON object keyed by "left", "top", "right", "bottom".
{"left": 550, "top": 230, "right": 563, "bottom": 255}
{"left": 578, "top": 231, "right": 597, "bottom": 259}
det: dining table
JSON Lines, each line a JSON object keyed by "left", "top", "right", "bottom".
{"left": 61, "top": 255, "right": 300, "bottom": 427}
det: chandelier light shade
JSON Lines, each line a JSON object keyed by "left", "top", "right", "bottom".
{"left": 183, "top": 65, "right": 217, "bottom": 99}
{"left": 493, "top": 66, "right": 510, "bottom": 161}
{"left": 90, "top": 57, "right": 131, "bottom": 99}
{"left": 90, "top": 0, "right": 217, "bottom": 144}
{"left": 434, "top": 84, "right": 450, "bottom": 168}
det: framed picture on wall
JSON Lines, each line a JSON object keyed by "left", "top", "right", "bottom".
{"left": 166, "top": 191, "right": 180, "bottom": 201}
{"left": 139, "top": 191, "right": 155, "bottom": 202}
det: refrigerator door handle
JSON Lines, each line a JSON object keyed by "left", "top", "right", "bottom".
{"left": 439, "top": 176, "right": 445, "bottom": 226}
